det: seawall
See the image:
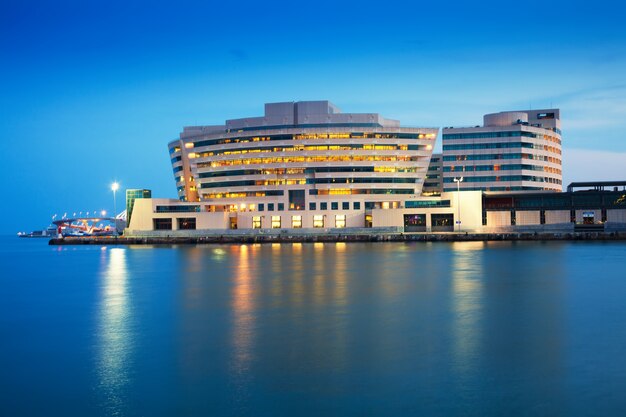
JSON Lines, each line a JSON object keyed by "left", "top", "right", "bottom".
{"left": 49, "top": 231, "right": 626, "bottom": 245}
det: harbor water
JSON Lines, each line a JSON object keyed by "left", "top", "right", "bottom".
{"left": 1, "top": 237, "right": 626, "bottom": 416}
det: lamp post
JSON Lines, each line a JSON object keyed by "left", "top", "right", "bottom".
{"left": 453, "top": 177, "right": 464, "bottom": 232}
{"left": 111, "top": 182, "right": 119, "bottom": 218}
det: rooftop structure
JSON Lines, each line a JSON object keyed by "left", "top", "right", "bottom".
{"left": 566, "top": 181, "right": 626, "bottom": 193}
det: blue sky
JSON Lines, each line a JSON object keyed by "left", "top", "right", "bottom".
{"left": 1, "top": 0, "right": 626, "bottom": 233}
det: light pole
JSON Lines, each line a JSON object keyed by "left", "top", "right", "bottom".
{"left": 111, "top": 182, "right": 119, "bottom": 218}
{"left": 453, "top": 177, "right": 464, "bottom": 232}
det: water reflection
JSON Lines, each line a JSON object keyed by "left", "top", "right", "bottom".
{"left": 312, "top": 243, "right": 326, "bottom": 306}
{"left": 97, "top": 248, "right": 132, "bottom": 415}
{"left": 332, "top": 243, "right": 348, "bottom": 306}
{"left": 451, "top": 242, "right": 485, "bottom": 374}
{"left": 270, "top": 243, "right": 284, "bottom": 304}
{"left": 290, "top": 244, "right": 305, "bottom": 307}
{"left": 230, "top": 245, "right": 258, "bottom": 386}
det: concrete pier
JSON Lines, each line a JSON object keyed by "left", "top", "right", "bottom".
{"left": 49, "top": 230, "right": 626, "bottom": 245}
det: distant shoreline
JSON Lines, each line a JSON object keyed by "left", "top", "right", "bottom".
{"left": 48, "top": 231, "right": 626, "bottom": 245}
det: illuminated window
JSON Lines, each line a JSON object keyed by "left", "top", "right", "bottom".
{"left": 313, "top": 215, "right": 324, "bottom": 228}
{"left": 365, "top": 214, "right": 373, "bottom": 228}
{"left": 335, "top": 215, "right": 346, "bottom": 228}
{"left": 292, "top": 215, "right": 302, "bottom": 228}
{"left": 177, "top": 218, "right": 196, "bottom": 230}
{"left": 184, "top": 142, "right": 194, "bottom": 148}
{"left": 252, "top": 216, "right": 262, "bottom": 229}
{"left": 271, "top": 216, "right": 281, "bottom": 228}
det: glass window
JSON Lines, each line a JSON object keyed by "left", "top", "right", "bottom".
{"left": 331, "top": 202, "right": 338, "bottom": 210}
{"left": 278, "top": 203, "right": 284, "bottom": 211}
{"left": 309, "top": 202, "right": 316, "bottom": 210}
{"left": 342, "top": 202, "right": 349, "bottom": 210}
{"left": 268, "top": 203, "right": 275, "bottom": 211}
{"left": 335, "top": 214, "right": 346, "bottom": 228}
{"left": 353, "top": 202, "right": 361, "bottom": 210}
{"left": 320, "top": 202, "right": 327, "bottom": 210}
{"left": 292, "top": 215, "right": 302, "bottom": 228}
{"left": 258, "top": 203, "right": 264, "bottom": 212}
{"left": 156, "top": 205, "right": 200, "bottom": 213}
{"left": 271, "top": 216, "right": 281, "bottom": 228}
{"left": 252, "top": 216, "right": 262, "bottom": 229}
{"left": 153, "top": 218, "right": 172, "bottom": 230}
{"left": 431, "top": 213, "right": 454, "bottom": 227}
{"left": 177, "top": 218, "right": 196, "bottom": 230}
{"left": 313, "top": 215, "right": 324, "bottom": 228}
{"left": 289, "top": 190, "right": 305, "bottom": 210}
{"left": 403, "top": 214, "right": 426, "bottom": 227}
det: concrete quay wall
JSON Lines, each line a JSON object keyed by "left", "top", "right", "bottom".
{"left": 49, "top": 230, "right": 626, "bottom": 245}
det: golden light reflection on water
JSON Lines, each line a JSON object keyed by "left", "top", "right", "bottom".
{"left": 451, "top": 241, "right": 485, "bottom": 372}
{"left": 290, "top": 244, "right": 305, "bottom": 307}
{"left": 212, "top": 247, "right": 227, "bottom": 262}
{"left": 313, "top": 243, "right": 326, "bottom": 305}
{"left": 270, "top": 243, "right": 284, "bottom": 302}
{"left": 333, "top": 243, "right": 348, "bottom": 306}
{"left": 97, "top": 247, "right": 131, "bottom": 413}
{"left": 231, "top": 245, "right": 257, "bottom": 375}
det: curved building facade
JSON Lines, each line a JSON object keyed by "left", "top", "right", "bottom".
{"left": 167, "top": 101, "right": 437, "bottom": 228}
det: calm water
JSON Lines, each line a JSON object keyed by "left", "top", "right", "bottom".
{"left": 1, "top": 238, "right": 626, "bottom": 416}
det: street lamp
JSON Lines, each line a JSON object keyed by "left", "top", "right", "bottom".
{"left": 111, "top": 182, "right": 120, "bottom": 218}
{"left": 453, "top": 177, "right": 464, "bottom": 232}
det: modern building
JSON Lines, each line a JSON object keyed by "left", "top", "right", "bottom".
{"left": 123, "top": 102, "right": 626, "bottom": 236}
{"left": 481, "top": 182, "right": 626, "bottom": 231}
{"left": 126, "top": 182, "right": 626, "bottom": 234}
{"left": 165, "top": 100, "right": 438, "bottom": 229}
{"left": 442, "top": 109, "right": 562, "bottom": 192}
{"left": 125, "top": 189, "right": 152, "bottom": 225}
{"left": 422, "top": 153, "right": 443, "bottom": 195}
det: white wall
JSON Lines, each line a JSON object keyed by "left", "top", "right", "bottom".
{"left": 373, "top": 191, "right": 483, "bottom": 231}
{"left": 516, "top": 211, "right": 540, "bottom": 225}
{"left": 545, "top": 210, "right": 570, "bottom": 224}
{"left": 486, "top": 211, "right": 511, "bottom": 227}
{"left": 607, "top": 209, "right": 626, "bottom": 223}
